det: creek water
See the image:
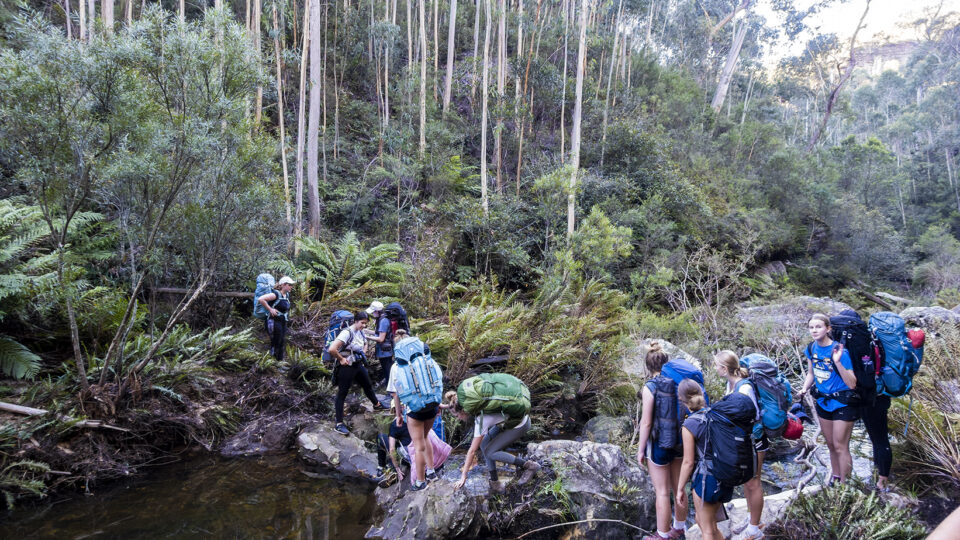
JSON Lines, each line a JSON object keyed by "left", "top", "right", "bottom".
{"left": 0, "top": 454, "right": 377, "bottom": 539}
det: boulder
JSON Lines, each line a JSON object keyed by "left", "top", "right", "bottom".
{"left": 737, "top": 296, "right": 854, "bottom": 335}
{"left": 624, "top": 338, "right": 703, "bottom": 378}
{"left": 583, "top": 415, "right": 633, "bottom": 445}
{"left": 296, "top": 423, "right": 378, "bottom": 480}
{"left": 684, "top": 485, "right": 821, "bottom": 540}
{"left": 523, "top": 439, "right": 657, "bottom": 539}
{"left": 899, "top": 306, "right": 960, "bottom": 329}
{"left": 221, "top": 413, "right": 315, "bottom": 457}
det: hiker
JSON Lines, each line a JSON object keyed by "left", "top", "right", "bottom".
{"left": 714, "top": 351, "right": 765, "bottom": 540}
{"left": 445, "top": 374, "right": 540, "bottom": 493}
{"left": 256, "top": 276, "right": 295, "bottom": 361}
{"left": 799, "top": 313, "right": 859, "bottom": 483}
{"left": 676, "top": 380, "right": 757, "bottom": 540}
{"left": 387, "top": 333, "right": 443, "bottom": 491}
{"left": 365, "top": 301, "right": 391, "bottom": 387}
{"left": 636, "top": 342, "right": 689, "bottom": 540}
{"left": 376, "top": 415, "right": 412, "bottom": 485}
{"left": 329, "top": 310, "right": 387, "bottom": 436}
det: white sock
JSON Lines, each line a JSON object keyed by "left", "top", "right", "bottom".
{"left": 426, "top": 468, "right": 435, "bottom": 475}
{"left": 656, "top": 531, "right": 671, "bottom": 539}
{"left": 672, "top": 518, "right": 686, "bottom": 530}
{"left": 745, "top": 524, "right": 762, "bottom": 536}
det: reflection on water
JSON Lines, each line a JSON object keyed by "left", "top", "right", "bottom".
{"left": 0, "top": 454, "right": 376, "bottom": 539}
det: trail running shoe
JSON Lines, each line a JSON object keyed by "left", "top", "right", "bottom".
{"left": 372, "top": 401, "right": 388, "bottom": 411}
{"left": 666, "top": 528, "right": 686, "bottom": 540}
{"left": 425, "top": 470, "right": 439, "bottom": 482}
{"left": 334, "top": 423, "right": 350, "bottom": 436}
{"left": 410, "top": 480, "right": 427, "bottom": 491}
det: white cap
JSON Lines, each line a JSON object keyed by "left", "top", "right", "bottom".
{"left": 366, "top": 301, "right": 385, "bottom": 315}
{"left": 278, "top": 276, "right": 295, "bottom": 286}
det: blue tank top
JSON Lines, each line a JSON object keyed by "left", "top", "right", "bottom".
{"left": 805, "top": 341, "right": 853, "bottom": 412}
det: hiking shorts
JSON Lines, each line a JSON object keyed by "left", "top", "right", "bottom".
{"left": 755, "top": 431, "right": 769, "bottom": 453}
{"left": 647, "top": 441, "right": 681, "bottom": 466}
{"left": 407, "top": 402, "right": 439, "bottom": 422}
{"left": 693, "top": 471, "right": 734, "bottom": 504}
{"left": 815, "top": 403, "right": 860, "bottom": 422}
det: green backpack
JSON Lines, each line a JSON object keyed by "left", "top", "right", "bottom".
{"left": 456, "top": 374, "right": 531, "bottom": 429}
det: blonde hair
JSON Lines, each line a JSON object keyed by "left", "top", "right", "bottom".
{"left": 443, "top": 390, "right": 461, "bottom": 411}
{"left": 645, "top": 341, "right": 669, "bottom": 376}
{"left": 715, "top": 350, "right": 749, "bottom": 379}
{"left": 678, "top": 379, "right": 706, "bottom": 412}
{"left": 809, "top": 313, "right": 831, "bottom": 329}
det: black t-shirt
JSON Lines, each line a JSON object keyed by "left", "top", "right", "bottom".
{"left": 682, "top": 411, "right": 709, "bottom": 461}
{"left": 389, "top": 421, "right": 412, "bottom": 447}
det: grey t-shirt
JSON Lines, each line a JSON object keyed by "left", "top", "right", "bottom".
{"left": 683, "top": 411, "right": 709, "bottom": 462}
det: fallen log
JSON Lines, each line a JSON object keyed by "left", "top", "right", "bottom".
{"left": 0, "top": 401, "right": 131, "bottom": 432}
{"left": 151, "top": 287, "right": 251, "bottom": 298}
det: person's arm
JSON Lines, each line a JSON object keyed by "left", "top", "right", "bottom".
{"left": 454, "top": 435, "right": 484, "bottom": 489}
{"left": 387, "top": 436, "right": 404, "bottom": 481}
{"left": 259, "top": 292, "right": 279, "bottom": 318}
{"left": 799, "top": 355, "right": 815, "bottom": 395}
{"left": 676, "top": 427, "right": 696, "bottom": 508}
{"left": 328, "top": 339, "right": 348, "bottom": 366}
{"left": 636, "top": 385, "right": 654, "bottom": 467}
{"left": 833, "top": 346, "right": 858, "bottom": 389}
{"left": 368, "top": 319, "right": 387, "bottom": 343}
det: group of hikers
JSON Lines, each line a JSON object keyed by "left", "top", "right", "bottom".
{"left": 253, "top": 275, "right": 925, "bottom": 538}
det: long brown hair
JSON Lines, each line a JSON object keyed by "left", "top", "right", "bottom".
{"left": 678, "top": 379, "right": 706, "bottom": 412}
{"left": 645, "top": 341, "right": 669, "bottom": 376}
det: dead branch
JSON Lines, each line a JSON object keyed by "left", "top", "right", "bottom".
{"left": 0, "top": 401, "right": 130, "bottom": 432}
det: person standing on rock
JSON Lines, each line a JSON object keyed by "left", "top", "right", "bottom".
{"left": 675, "top": 380, "right": 728, "bottom": 540}
{"left": 714, "top": 351, "right": 765, "bottom": 540}
{"left": 256, "top": 276, "right": 295, "bottom": 361}
{"left": 329, "top": 310, "right": 388, "bottom": 436}
{"left": 798, "top": 313, "right": 859, "bottom": 483}
{"left": 636, "top": 342, "right": 688, "bottom": 540}
{"left": 364, "top": 301, "right": 391, "bottom": 388}
{"left": 444, "top": 375, "right": 540, "bottom": 493}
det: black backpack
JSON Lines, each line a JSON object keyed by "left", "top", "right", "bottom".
{"left": 384, "top": 302, "right": 409, "bottom": 333}
{"left": 704, "top": 392, "right": 757, "bottom": 487}
{"left": 824, "top": 310, "right": 880, "bottom": 407}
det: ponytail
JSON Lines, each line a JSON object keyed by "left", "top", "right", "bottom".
{"left": 678, "top": 379, "right": 706, "bottom": 412}
{"left": 715, "top": 350, "right": 749, "bottom": 379}
{"left": 645, "top": 341, "right": 669, "bottom": 376}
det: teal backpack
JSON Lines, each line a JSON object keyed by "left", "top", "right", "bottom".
{"left": 740, "top": 353, "right": 792, "bottom": 438}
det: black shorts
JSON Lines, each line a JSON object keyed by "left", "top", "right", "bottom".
{"left": 755, "top": 430, "right": 770, "bottom": 453}
{"left": 407, "top": 403, "right": 439, "bottom": 422}
{"left": 815, "top": 403, "right": 860, "bottom": 422}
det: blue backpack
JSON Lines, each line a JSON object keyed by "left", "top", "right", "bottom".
{"left": 740, "top": 353, "right": 791, "bottom": 438}
{"left": 651, "top": 359, "right": 710, "bottom": 450}
{"left": 321, "top": 310, "right": 355, "bottom": 363}
{"left": 252, "top": 273, "right": 276, "bottom": 318}
{"left": 869, "top": 312, "right": 923, "bottom": 397}
{"left": 392, "top": 337, "right": 443, "bottom": 414}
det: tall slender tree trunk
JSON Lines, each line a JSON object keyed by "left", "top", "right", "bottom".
{"left": 407, "top": 0, "right": 414, "bottom": 73}
{"left": 419, "top": 0, "right": 428, "bottom": 157}
{"left": 295, "top": 0, "right": 311, "bottom": 240}
{"left": 470, "top": 0, "right": 481, "bottom": 103}
{"left": 442, "top": 0, "right": 457, "bottom": 117}
{"left": 307, "top": 0, "right": 323, "bottom": 237}
{"left": 710, "top": 18, "right": 747, "bottom": 112}
{"left": 253, "top": 0, "right": 263, "bottom": 127}
{"left": 103, "top": 0, "right": 114, "bottom": 34}
{"left": 179, "top": 0, "right": 184, "bottom": 21}
{"left": 568, "top": 0, "right": 588, "bottom": 239}
{"left": 480, "top": 0, "right": 492, "bottom": 216}
{"left": 321, "top": 0, "right": 330, "bottom": 186}
{"left": 274, "top": 3, "right": 292, "bottom": 230}
{"left": 600, "top": 0, "right": 622, "bottom": 168}
{"left": 126, "top": 0, "right": 133, "bottom": 24}
{"left": 494, "top": 0, "right": 505, "bottom": 192}
{"left": 88, "top": 0, "right": 96, "bottom": 39}
{"left": 79, "top": 0, "right": 86, "bottom": 41}
{"left": 559, "top": 0, "right": 569, "bottom": 162}
{"left": 433, "top": 0, "right": 440, "bottom": 101}
{"left": 947, "top": 147, "right": 960, "bottom": 214}
{"left": 65, "top": 0, "right": 72, "bottom": 39}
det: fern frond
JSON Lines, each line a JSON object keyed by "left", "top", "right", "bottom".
{"left": 0, "top": 337, "right": 41, "bottom": 379}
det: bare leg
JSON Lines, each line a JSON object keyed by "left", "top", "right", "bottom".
{"left": 819, "top": 417, "right": 840, "bottom": 478}
{"left": 408, "top": 417, "right": 428, "bottom": 483}
{"left": 744, "top": 450, "right": 766, "bottom": 526}
{"left": 670, "top": 457, "right": 687, "bottom": 526}
{"left": 422, "top": 413, "right": 436, "bottom": 472}
{"left": 648, "top": 459, "right": 674, "bottom": 534}
{"left": 833, "top": 419, "right": 855, "bottom": 480}
{"left": 695, "top": 493, "right": 721, "bottom": 540}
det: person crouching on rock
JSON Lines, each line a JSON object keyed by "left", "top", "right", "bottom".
{"left": 376, "top": 415, "right": 412, "bottom": 487}
{"left": 329, "top": 310, "right": 387, "bottom": 436}
{"left": 444, "top": 388, "right": 540, "bottom": 493}
{"left": 675, "top": 379, "right": 723, "bottom": 540}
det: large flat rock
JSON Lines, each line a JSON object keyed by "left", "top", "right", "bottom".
{"left": 737, "top": 296, "right": 854, "bottom": 336}
{"left": 296, "top": 423, "right": 379, "bottom": 480}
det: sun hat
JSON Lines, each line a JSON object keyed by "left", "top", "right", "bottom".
{"left": 366, "top": 300, "right": 385, "bottom": 315}
{"left": 278, "top": 276, "right": 296, "bottom": 286}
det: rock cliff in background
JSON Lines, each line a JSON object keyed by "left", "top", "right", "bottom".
{"left": 737, "top": 296, "right": 854, "bottom": 332}
{"left": 623, "top": 338, "right": 703, "bottom": 378}
{"left": 899, "top": 306, "right": 960, "bottom": 329}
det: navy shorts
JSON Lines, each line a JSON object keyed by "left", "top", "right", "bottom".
{"left": 407, "top": 402, "right": 439, "bottom": 422}
{"left": 693, "top": 471, "right": 734, "bottom": 504}
{"left": 755, "top": 431, "right": 769, "bottom": 453}
{"left": 647, "top": 441, "right": 681, "bottom": 466}
{"left": 816, "top": 403, "right": 860, "bottom": 422}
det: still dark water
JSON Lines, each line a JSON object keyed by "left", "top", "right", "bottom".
{"left": 0, "top": 454, "right": 377, "bottom": 539}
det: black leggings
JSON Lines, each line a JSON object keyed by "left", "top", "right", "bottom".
{"left": 861, "top": 395, "right": 892, "bottom": 477}
{"left": 265, "top": 317, "right": 287, "bottom": 362}
{"left": 334, "top": 362, "right": 379, "bottom": 424}
{"left": 377, "top": 356, "right": 393, "bottom": 385}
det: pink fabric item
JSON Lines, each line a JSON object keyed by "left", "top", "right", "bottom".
{"left": 407, "top": 430, "right": 452, "bottom": 485}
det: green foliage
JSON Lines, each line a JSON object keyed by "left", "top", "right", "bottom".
{"left": 0, "top": 337, "right": 41, "bottom": 380}
{"left": 769, "top": 481, "right": 927, "bottom": 539}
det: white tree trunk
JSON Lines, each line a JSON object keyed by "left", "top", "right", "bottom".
{"left": 274, "top": 3, "right": 292, "bottom": 229}
{"left": 568, "top": 0, "right": 588, "bottom": 239}
{"left": 480, "top": 0, "right": 492, "bottom": 216}
{"left": 307, "top": 0, "right": 323, "bottom": 236}
{"left": 470, "top": 0, "right": 481, "bottom": 103}
{"left": 65, "top": 0, "right": 72, "bottom": 39}
{"left": 442, "top": 0, "right": 457, "bottom": 116}
{"left": 88, "top": 0, "right": 95, "bottom": 39}
{"left": 419, "top": 0, "right": 428, "bottom": 157}
{"left": 295, "top": 0, "right": 311, "bottom": 238}
{"left": 559, "top": 0, "right": 569, "bottom": 162}
{"left": 710, "top": 20, "right": 747, "bottom": 112}
{"left": 102, "top": 0, "right": 114, "bottom": 34}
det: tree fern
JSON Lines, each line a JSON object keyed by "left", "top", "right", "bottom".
{"left": 0, "top": 337, "right": 41, "bottom": 379}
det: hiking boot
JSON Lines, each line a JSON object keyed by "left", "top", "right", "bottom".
{"left": 372, "top": 401, "right": 388, "bottom": 411}
{"left": 666, "top": 528, "right": 686, "bottom": 540}
{"left": 489, "top": 479, "right": 505, "bottom": 494}
{"left": 334, "top": 423, "right": 350, "bottom": 436}
{"left": 376, "top": 466, "right": 385, "bottom": 478}
{"left": 378, "top": 469, "right": 398, "bottom": 488}
{"left": 517, "top": 460, "right": 541, "bottom": 485}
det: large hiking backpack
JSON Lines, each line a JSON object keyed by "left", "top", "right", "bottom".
{"left": 457, "top": 373, "right": 531, "bottom": 429}
{"left": 378, "top": 302, "right": 410, "bottom": 356}
{"left": 252, "top": 273, "right": 276, "bottom": 318}
{"left": 829, "top": 310, "right": 880, "bottom": 406}
{"left": 703, "top": 392, "right": 757, "bottom": 487}
{"left": 740, "top": 353, "right": 791, "bottom": 438}
{"left": 321, "top": 310, "right": 355, "bottom": 363}
{"left": 869, "top": 312, "right": 923, "bottom": 398}
{"left": 392, "top": 336, "right": 444, "bottom": 414}
{"left": 651, "top": 359, "right": 710, "bottom": 450}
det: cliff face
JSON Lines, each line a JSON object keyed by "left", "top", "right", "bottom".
{"left": 855, "top": 41, "right": 921, "bottom": 74}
